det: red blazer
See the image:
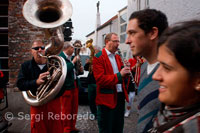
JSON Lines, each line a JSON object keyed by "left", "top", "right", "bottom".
{"left": 93, "top": 48, "right": 129, "bottom": 109}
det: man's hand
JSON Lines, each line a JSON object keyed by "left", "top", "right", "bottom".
{"left": 85, "top": 58, "right": 89, "bottom": 64}
{"left": 72, "top": 55, "right": 80, "bottom": 64}
{"left": 36, "top": 71, "right": 50, "bottom": 85}
{"left": 120, "top": 66, "right": 130, "bottom": 77}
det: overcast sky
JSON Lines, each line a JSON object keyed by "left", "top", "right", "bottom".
{"left": 70, "top": 0, "right": 127, "bottom": 42}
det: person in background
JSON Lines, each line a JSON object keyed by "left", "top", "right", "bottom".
{"left": 0, "top": 71, "right": 5, "bottom": 101}
{"left": 134, "top": 56, "right": 145, "bottom": 88}
{"left": 84, "top": 45, "right": 101, "bottom": 119}
{"left": 93, "top": 33, "right": 130, "bottom": 133}
{"left": 124, "top": 56, "right": 137, "bottom": 117}
{"left": 59, "top": 41, "right": 83, "bottom": 133}
{"left": 17, "top": 39, "right": 63, "bottom": 133}
{"left": 124, "top": 56, "right": 145, "bottom": 117}
{"left": 149, "top": 20, "right": 200, "bottom": 133}
{"left": 126, "top": 9, "right": 168, "bottom": 132}
{"left": 0, "top": 70, "right": 11, "bottom": 132}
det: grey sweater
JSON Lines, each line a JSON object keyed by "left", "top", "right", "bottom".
{"left": 136, "top": 62, "right": 161, "bottom": 133}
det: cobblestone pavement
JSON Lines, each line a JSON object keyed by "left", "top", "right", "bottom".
{"left": 76, "top": 105, "right": 138, "bottom": 133}
{"left": 6, "top": 105, "right": 138, "bottom": 133}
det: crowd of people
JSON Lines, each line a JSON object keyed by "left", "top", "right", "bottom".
{"left": 0, "top": 7, "right": 198, "bottom": 133}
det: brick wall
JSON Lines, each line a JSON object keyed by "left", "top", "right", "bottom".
{"left": 9, "top": 0, "right": 45, "bottom": 88}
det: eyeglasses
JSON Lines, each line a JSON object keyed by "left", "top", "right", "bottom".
{"left": 110, "top": 40, "right": 120, "bottom": 43}
{"left": 32, "top": 46, "right": 45, "bottom": 50}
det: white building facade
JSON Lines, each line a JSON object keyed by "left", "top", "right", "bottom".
{"left": 86, "top": 0, "right": 200, "bottom": 59}
{"left": 128, "top": 0, "right": 200, "bottom": 25}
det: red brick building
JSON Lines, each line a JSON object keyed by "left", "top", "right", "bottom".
{"left": 8, "top": 0, "right": 46, "bottom": 88}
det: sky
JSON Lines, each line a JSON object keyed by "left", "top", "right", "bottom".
{"left": 70, "top": 0, "right": 127, "bottom": 42}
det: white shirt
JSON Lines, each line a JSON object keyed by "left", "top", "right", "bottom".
{"left": 105, "top": 48, "right": 122, "bottom": 92}
{"left": 63, "top": 52, "right": 72, "bottom": 61}
{"left": 147, "top": 62, "right": 159, "bottom": 75}
{"left": 63, "top": 52, "right": 76, "bottom": 79}
{"left": 37, "top": 64, "right": 46, "bottom": 70}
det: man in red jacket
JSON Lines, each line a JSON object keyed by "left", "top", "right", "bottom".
{"left": 93, "top": 33, "right": 130, "bottom": 133}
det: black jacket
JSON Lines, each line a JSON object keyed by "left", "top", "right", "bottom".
{"left": 17, "top": 58, "right": 48, "bottom": 95}
{"left": 84, "top": 62, "right": 96, "bottom": 84}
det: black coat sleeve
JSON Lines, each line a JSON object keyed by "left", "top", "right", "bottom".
{"left": 84, "top": 62, "right": 90, "bottom": 71}
{"left": 16, "top": 62, "right": 38, "bottom": 91}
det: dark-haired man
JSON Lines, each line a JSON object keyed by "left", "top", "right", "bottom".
{"left": 126, "top": 9, "right": 168, "bottom": 132}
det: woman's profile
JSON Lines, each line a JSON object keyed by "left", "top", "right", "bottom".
{"left": 149, "top": 20, "right": 200, "bottom": 132}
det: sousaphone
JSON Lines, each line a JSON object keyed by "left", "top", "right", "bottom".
{"left": 22, "top": 0, "right": 73, "bottom": 106}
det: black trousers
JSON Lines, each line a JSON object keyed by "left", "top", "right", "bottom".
{"left": 97, "top": 92, "right": 125, "bottom": 133}
{"left": 88, "top": 84, "right": 97, "bottom": 117}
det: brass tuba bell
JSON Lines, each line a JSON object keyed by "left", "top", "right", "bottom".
{"left": 23, "top": 0, "right": 73, "bottom": 29}
{"left": 22, "top": 0, "right": 72, "bottom": 106}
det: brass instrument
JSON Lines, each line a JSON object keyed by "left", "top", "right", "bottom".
{"left": 22, "top": 0, "right": 72, "bottom": 106}
{"left": 86, "top": 39, "right": 95, "bottom": 73}
{"left": 73, "top": 40, "right": 83, "bottom": 75}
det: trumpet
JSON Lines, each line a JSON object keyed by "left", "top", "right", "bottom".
{"left": 73, "top": 40, "right": 84, "bottom": 75}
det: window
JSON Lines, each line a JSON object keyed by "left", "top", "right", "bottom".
{"left": 137, "top": 0, "right": 141, "bottom": 10}
{"left": 0, "top": 1, "right": 9, "bottom": 84}
{"left": 102, "top": 34, "right": 106, "bottom": 47}
{"left": 120, "top": 13, "right": 127, "bottom": 24}
{"left": 145, "top": 0, "right": 150, "bottom": 8}
{"left": 120, "top": 34, "right": 127, "bottom": 43}
{"left": 119, "top": 13, "right": 127, "bottom": 43}
{"left": 120, "top": 24, "right": 127, "bottom": 33}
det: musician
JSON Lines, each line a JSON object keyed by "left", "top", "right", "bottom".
{"left": 93, "top": 33, "right": 130, "bottom": 133}
{"left": 0, "top": 70, "right": 5, "bottom": 103}
{"left": 17, "top": 39, "right": 63, "bottom": 133}
{"left": 84, "top": 45, "right": 101, "bottom": 119}
{"left": 124, "top": 56, "right": 137, "bottom": 117}
{"left": 124, "top": 56, "right": 145, "bottom": 117}
{"left": 0, "top": 70, "right": 10, "bottom": 132}
{"left": 59, "top": 41, "right": 83, "bottom": 133}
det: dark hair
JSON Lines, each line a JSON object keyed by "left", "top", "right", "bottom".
{"left": 129, "top": 9, "right": 168, "bottom": 37}
{"left": 104, "top": 32, "right": 118, "bottom": 44}
{"left": 158, "top": 20, "right": 200, "bottom": 73}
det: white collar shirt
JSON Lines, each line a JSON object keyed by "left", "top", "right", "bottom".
{"left": 105, "top": 48, "right": 122, "bottom": 92}
{"left": 63, "top": 52, "right": 76, "bottom": 79}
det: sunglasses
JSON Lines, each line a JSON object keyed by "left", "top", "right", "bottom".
{"left": 32, "top": 46, "right": 45, "bottom": 50}
{"left": 110, "top": 40, "right": 120, "bottom": 43}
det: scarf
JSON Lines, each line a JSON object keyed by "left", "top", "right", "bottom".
{"left": 152, "top": 103, "right": 200, "bottom": 132}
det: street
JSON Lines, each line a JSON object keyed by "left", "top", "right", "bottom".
{"left": 5, "top": 104, "right": 137, "bottom": 133}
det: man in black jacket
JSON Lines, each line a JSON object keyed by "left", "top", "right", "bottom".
{"left": 84, "top": 45, "right": 101, "bottom": 119}
{"left": 17, "top": 40, "right": 63, "bottom": 133}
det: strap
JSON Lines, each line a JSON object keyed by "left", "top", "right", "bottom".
{"left": 148, "top": 108, "right": 200, "bottom": 133}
